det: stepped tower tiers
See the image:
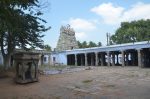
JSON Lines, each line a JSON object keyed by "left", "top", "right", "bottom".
{"left": 56, "top": 24, "right": 79, "bottom": 51}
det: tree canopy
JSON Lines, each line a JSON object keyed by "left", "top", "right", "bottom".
{"left": 44, "top": 44, "right": 52, "bottom": 51}
{"left": 0, "top": 0, "right": 50, "bottom": 69}
{"left": 110, "top": 19, "right": 150, "bottom": 44}
{"left": 77, "top": 41, "right": 102, "bottom": 48}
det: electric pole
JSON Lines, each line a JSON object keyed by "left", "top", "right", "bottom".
{"left": 106, "top": 33, "right": 111, "bottom": 46}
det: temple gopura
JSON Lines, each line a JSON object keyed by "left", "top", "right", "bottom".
{"left": 56, "top": 25, "right": 78, "bottom": 51}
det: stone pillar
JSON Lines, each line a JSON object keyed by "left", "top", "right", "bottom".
{"left": 107, "top": 52, "right": 110, "bottom": 66}
{"left": 126, "top": 53, "right": 129, "bottom": 66}
{"left": 116, "top": 53, "right": 119, "bottom": 65}
{"left": 38, "top": 54, "right": 43, "bottom": 66}
{"left": 85, "top": 53, "right": 87, "bottom": 66}
{"left": 138, "top": 49, "right": 143, "bottom": 68}
{"left": 22, "top": 63, "right": 25, "bottom": 80}
{"left": 121, "top": 51, "right": 125, "bottom": 66}
{"left": 41, "top": 55, "right": 44, "bottom": 66}
{"left": 48, "top": 55, "right": 51, "bottom": 65}
{"left": 100, "top": 53, "right": 104, "bottom": 66}
{"left": 75, "top": 54, "right": 77, "bottom": 66}
{"left": 95, "top": 52, "right": 98, "bottom": 66}
{"left": 112, "top": 52, "right": 115, "bottom": 66}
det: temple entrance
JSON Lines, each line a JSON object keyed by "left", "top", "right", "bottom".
{"left": 87, "top": 53, "right": 95, "bottom": 66}
{"left": 77, "top": 54, "right": 85, "bottom": 66}
{"left": 67, "top": 54, "right": 75, "bottom": 65}
{"left": 142, "top": 48, "right": 150, "bottom": 67}
{"left": 124, "top": 50, "right": 138, "bottom": 66}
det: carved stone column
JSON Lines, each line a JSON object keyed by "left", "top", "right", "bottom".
{"left": 121, "top": 51, "right": 125, "bottom": 66}
{"left": 75, "top": 54, "right": 77, "bottom": 66}
{"left": 95, "top": 52, "right": 98, "bottom": 66}
{"left": 107, "top": 52, "right": 110, "bottom": 66}
{"left": 85, "top": 53, "right": 87, "bottom": 66}
{"left": 112, "top": 52, "right": 115, "bottom": 66}
{"left": 138, "top": 49, "right": 143, "bottom": 68}
{"left": 38, "top": 54, "right": 42, "bottom": 66}
{"left": 116, "top": 53, "right": 119, "bottom": 65}
{"left": 48, "top": 55, "right": 51, "bottom": 65}
{"left": 126, "top": 52, "right": 129, "bottom": 66}
{"left": 100, "top": 53, "right": 104, "bottom": 66}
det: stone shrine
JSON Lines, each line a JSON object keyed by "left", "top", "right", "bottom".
{"left": 14, "top": 52, "right": 40, "bottom": 84}
{"left": 56, "top": 24, "right": 78, "bottom": 51}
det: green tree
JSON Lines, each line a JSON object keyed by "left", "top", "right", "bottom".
{"left": 44, "top": 44, "right": 51, "bottom": 51}
{"left": 111, "top": 19, "right": 150, "bottom": 44}
{"left": 77, "top": 41, "right": 102, "bottom": 48}
{"left": 88, "top": 41, "right": 97, "bottom": 47}
{"left": 82, "top": 41, "right": 88, "bottom": 48}
{"left": 0, "top": 0, "right": 50, "bottom": 69}
{"left": 77, "top": 41, "right": 82, "bottom": 48}
{"left": 97, "top": 42, "right": 102, "bottom": 47}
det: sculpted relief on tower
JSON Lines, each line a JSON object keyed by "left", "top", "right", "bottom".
{"left": 56, "top": 24, "right": 79, "bottom": 51}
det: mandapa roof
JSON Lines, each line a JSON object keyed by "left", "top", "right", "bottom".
{"left": 65, "top": 41, "right": 150, "bottom": 54}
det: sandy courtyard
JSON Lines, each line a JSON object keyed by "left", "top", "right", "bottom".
{"left": 0, "top": 66, "right": 150, "bottom": 99}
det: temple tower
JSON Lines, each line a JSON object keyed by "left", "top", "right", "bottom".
{"left": 56, "top": 25, "right": 78, "bottom": 51}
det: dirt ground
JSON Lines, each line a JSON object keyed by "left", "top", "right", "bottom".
{"left": 1, "top": 66, "right": 150, "bottom": 99}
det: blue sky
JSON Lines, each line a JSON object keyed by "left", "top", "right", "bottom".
{"left": 40, "top": 0, "right": 150, "bottom": 49}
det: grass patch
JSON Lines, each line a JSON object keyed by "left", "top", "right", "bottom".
{"left": 85, "top": 67, "right": 92, "bottom": 70}
{"left": 128, "top": 74, "right": 138, "bottom": 78}
{"left": 12, "top": 96, "right": 18, "bottom": 99}
{"left": 104, "top": 84, "right": 116, "bottom": 88}
{"left": 74, "top": 85, "right": 80, "bottom": 89}
{"left": 39, "top": 65, "right": 80, "bottom": 71}
{"left": 82, "top": 79, "right": 93, "bottom": 83}
{"left": 39, "top": 65, "right": 67, "bottom": 70}
{"left": 145, "top": 72, "right": 150, "bottom": 76}
{"left": 0, "top": 65, "right": 5, "bottom": 72}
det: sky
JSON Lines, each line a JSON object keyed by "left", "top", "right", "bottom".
{"left": 39, "top": 0, "right": 150, "bottom": 50}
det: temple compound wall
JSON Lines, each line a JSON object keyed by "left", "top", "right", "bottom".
{"left": 51, "top": 41, "right": 150, "bottom": 68}
{"left": 50, "top": 51, "right": 67, "bottom": 65}
{"left": 56, "top": 25, "right": 78, "bottom": 51}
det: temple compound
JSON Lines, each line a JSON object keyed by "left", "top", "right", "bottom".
{"left": 56, "top": 25, "right": 78, "bottom": 51}
{"left": 51, "top": 41, "right": 150, "bottom": 68}
{"left": 0, "top": 25, "right": 149, "bottom": 68}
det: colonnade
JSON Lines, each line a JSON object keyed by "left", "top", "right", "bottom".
{"left": 67, "top": 48, "right": 150, "bottom": 67}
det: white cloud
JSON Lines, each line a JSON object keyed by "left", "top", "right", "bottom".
{"left": 91, "top": 2, "right": 124, "bottom": 25}
{"left": 69, "top": 18, "right": 96, "bottom": 31}
{"left": 91, "top": 2, "right": 150, "bottom": 25}
{"left": 121, "top": 2, "right": 150, "bottom": 22}
{"left": 75, "top": 32, "right": 87, "bottom": 40}
{"left": 65, "top": 18, "right": 97, "bottom": 41}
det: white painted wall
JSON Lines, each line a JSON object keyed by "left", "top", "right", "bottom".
{"left": 51, "top": 51, "right": 67, "bottom": 65}
{"left": 43, "top": 55, "right": 49, "bottom": 64}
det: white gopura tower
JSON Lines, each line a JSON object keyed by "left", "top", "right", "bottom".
{"left": 56, "top": 24, "right": 79, "bottom": 51}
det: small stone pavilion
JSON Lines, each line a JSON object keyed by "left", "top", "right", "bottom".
{"left": 14, "top": 52, "right": 40, "bottom": 84}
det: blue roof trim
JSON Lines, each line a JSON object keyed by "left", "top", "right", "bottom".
{"left": 65, "top": 41, "right": 150, "bottom": 54}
